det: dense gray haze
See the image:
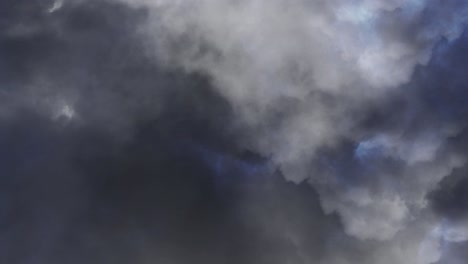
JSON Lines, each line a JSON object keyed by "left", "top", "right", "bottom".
{"left": 2, "top": 0, "right": 468, "bottom": 263}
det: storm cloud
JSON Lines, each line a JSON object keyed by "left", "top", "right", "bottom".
{"left": 2, "top": 0, "right": 468, "bottom": 263}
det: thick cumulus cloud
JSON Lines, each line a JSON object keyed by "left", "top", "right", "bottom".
{"left": 116, "top": 0, "right": 468, "bottom": 242}
{"left": 3, "top": 0, "right": 468, "bottom": 264}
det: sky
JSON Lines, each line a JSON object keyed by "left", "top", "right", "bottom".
{"left": 1, "top": 0, "right": 468, "bottom": 263}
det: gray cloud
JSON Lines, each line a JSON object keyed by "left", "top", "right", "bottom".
{"left": 2, "top": 0, "right": 468, "bottom": 263}
{"left": 116, "top": 0, "right": 468, "bottom": 245}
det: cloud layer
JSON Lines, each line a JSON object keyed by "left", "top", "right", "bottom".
{"left": 2, "top": 0, "right": 468, "bottom": 263}
{"left": 117, "top": 0, "right": 468, "bottom": 243}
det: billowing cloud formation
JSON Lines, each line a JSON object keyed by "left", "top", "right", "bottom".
{"left": 2, "top": 0, "right": 468, "bottom": 263}
{"left": 116, "top": 0, "right": 468, "bottom": 242}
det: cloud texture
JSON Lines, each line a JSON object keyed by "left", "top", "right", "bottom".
{"left": 2, "top": 0, "right": 468, "bottom": 263}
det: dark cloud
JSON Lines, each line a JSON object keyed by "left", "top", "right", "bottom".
{"left": 0, "top": 110, "right": 340, "bottom": 264}
{"left": 3, "top": 0, "right": 468, "bottom": 264}
{"left": 430, "top": 166, "right": 468, "bottom": 221}
{"left": 0, "top": 1, "right": 340, "bottom": 263}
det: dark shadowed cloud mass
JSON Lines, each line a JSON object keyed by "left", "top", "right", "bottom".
{"left": 2, "top": 0, "right": 468, "bottom": 263}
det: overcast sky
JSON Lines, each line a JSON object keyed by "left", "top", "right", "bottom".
{"left": 2, "top": 0, "right": 468, "bottom": 263}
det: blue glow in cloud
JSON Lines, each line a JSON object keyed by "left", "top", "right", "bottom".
{"left": 354, "top": 137, "right": 386, "bottom": 161}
